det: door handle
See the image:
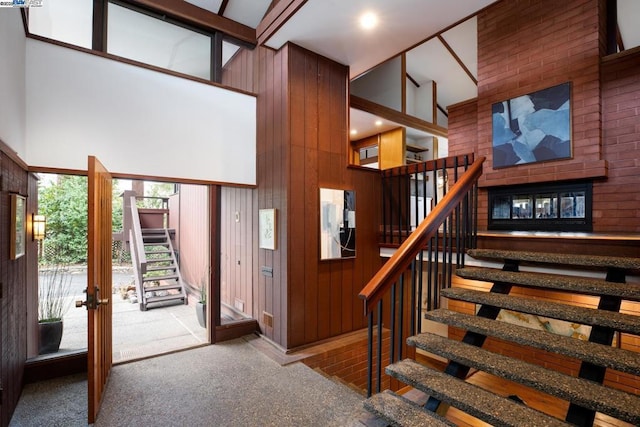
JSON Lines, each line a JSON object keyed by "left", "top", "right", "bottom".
{"left": 75, "top": 287, "right": 109, "bottom": 310}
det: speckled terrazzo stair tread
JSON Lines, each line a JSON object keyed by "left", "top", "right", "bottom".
{"left": 364, "top": 390, "right": 455, "bottom": 427}
{"left": 456, "top": 267, "right": 640, "bottom": 301}
{"left": 424, "top": 309, "right": 640, "bottom": 376}
{"left": 407, "top": 333, "right": 640, "bottom": 425}
{"left": 467, "top": 249, "right": 640, "bottom": 270}
{"left": 386, "top": 359, "right": 569, "bottom": 427}
{"left": 441, "top": 288, "right": 640, "bottom": 335}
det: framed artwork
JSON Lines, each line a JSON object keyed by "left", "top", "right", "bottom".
{"left": 259, "top": 208, "right": 277, "bottom": 250}
{"left": 492, "top": 82, "right": 571, "bottom": 168}
{"left": 10, "top": 194, "right": 26, "bottom": 260}
{"left": 320, "top": 188, "right": 356, "bottom": 260}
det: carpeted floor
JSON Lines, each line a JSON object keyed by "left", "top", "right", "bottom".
{"left": 10, "top": 337, "right": 370, "bottom": 426}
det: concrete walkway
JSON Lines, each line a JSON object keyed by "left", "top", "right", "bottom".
{"left": 52, "top": 266, "right": 207, "bottom": 363}
{"left": 11, "top": 338, "right": 369, "bottom": 427}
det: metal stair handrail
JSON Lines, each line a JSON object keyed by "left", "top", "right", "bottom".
{"left": 358, "top": 156, "right": 485, "bottom": 314}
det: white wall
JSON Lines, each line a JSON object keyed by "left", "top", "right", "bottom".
{"left": 0, "top": 9, "right": 27, "bottom": 156}
{"left": 350, "top": 56, "right": 402, "bottom": 112}
{"left": 25, "top": 39, "right": 257, "bottom": 185}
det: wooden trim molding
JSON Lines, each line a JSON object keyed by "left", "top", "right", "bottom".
{"left": 351, "top": 95, "right": 448, "bottom": 138}
{"left": 123, "top": 0, "right": 256, "bottom": 44}
{"left": 437, "top": 35, "right": 477, "bottom": 85}
{"left": 257, "top": 0, "right": 308, "bottom": 45}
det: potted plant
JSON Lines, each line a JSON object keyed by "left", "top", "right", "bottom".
{"left": 38, "top": 263, "right": 73, "bottom": 354}
{"left": 196, "top": 283, "right": 206, "bottom": 328}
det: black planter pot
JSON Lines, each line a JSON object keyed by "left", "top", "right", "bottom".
{"left": 38, "top": 320, "right": 63, "bottom": 355}
{"left": 196, "top": 302, "right": 206, "bottom": 328}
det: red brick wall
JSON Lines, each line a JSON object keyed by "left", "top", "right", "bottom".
{"left": 475, "top": 0, "right": 606, "bottom": 187}
{"left": 302, "top": 329, "right": 391, "bottom": 393}
{"left": 598, "top": 51, "right": 640, "bottom": 232}
{"left": 449, "top": 0, "right": 640, "bottom": 233}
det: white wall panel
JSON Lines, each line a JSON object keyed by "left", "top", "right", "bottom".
{"left": 25, "top": 39, "right": 256, "bottom": 185}
{"left": 0, "top": 10, "right": 26, "bottom": 157}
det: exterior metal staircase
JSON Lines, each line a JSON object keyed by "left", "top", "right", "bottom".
{"left": 135, "top": 228, "right": 188, "bottom": 311}
{"left": 363, "top": 249, "right": 640, "bottom": 426}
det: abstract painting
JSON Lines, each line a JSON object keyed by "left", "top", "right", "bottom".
{"left": 492, "top": 82, "right": 571, "bottom": 168}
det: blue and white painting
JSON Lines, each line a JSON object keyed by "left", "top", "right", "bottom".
{"left": 492, "top": 82, "right": 571, "bottom": 168}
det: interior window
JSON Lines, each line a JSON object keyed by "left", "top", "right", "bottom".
{"left": 28, "top": 0, "right": 93, "bottom": 49}
{"left": 107, "top": 2, "right": 212, "bottom": 80}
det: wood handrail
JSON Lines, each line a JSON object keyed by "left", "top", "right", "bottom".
{"left": 358, "top": 156, "right": 485, "bottom": 314}
{"left": 130, "top": 196, "right": 147, "bottom": 274}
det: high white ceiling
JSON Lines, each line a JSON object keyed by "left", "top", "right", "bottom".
{"left": 183, "top": 0, "right": 639, "bottom": 143}
{"left": 264, "top": 0, "right": 496, "bottom": 80}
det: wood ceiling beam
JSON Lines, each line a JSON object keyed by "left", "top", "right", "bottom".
{"left": 351, "top": 95, "right": 448, "bottom": 138}
{"left": 257, "top": 0, "right": 308, "bottom": 46}
{"left": 125, "top": 0, "right": 256, "bottom": 44}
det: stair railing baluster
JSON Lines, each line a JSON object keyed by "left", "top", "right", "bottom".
{"left": 390, "top": 282, "right": 397, "bottom": 363}
{"left": 410, "top": 259, "right": 416, "bottom": 337}
{"left": 397, "top": 273, "right": 405, "bottom": 362}
{"left": 376, "top": 300, "right": 383, "bottom": 394}
{"left": 366, "top": 310, "right": 373, "bottom": 398}
{"left": 417, "top": 249, "right": 424, "bottom": 334}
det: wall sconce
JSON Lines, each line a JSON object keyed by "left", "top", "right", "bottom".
{"left": 33, "top": 214, "right": 46, "bottom": 241}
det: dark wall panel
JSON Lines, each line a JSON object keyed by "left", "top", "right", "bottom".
{"left": 0, "top": 150, "right": 33, "bottom": 427}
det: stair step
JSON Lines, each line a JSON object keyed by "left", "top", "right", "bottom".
{"left": 143, "top": 274, "right": 178, "bottom": 282}
{"left": 144, "top": 242, "right": 169, "bottom": 248}
{"left": 408, "top": 333, "right": 640, "bottom": 425}
{"left": 456, "top": 267, "right": 640, "bottom": 301}
{"left": 145, "top": 249, "right": 172, "bottom": 255}
{"left": 467, "top": 249, "right": 640, "bottom": 270}
{"left": 144, "top": 294, "right": 186, "bottom": 304}
{"left": 143, "top": 283, "right": 183, "bottom": 293}
{"left": 425, "top": 309, "right": 640, "bottom": 376}
{"left": 364, "top": 390, "right": 455, "bottom": 427}
{"left": 441, "top": 288, "right": 640, "bottom": 335}
{"left": 386, "top": 359, "right": 569, "bottom": 427}
{"left": 145, "top": 265, "right": 176, "bottom": 272}
{"left": 141, "top": 228, "right": 168, "bottom": 235}
{"left": 146, "top": 258, "right": 173, "bottom": 264}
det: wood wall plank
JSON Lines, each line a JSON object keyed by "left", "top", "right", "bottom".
{"left": 223, "top": 42, "right": 383, "bottom": 350}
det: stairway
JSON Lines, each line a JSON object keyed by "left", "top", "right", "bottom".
{"left": 364, "top": 249, "right": 640, "bottom": 426}
{"left": 137, "top": 228, "right": 188, "bottom": 311}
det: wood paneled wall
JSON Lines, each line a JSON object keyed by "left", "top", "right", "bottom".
{"left": 220, "top": 187, "right": 254, "bottom": 317}
{"left": 224, "top": 43, "right": 383, "bottom": 350}
{"left": 173, "top": 184, "right": 210, "bottom": 297}
{"left": 0, "top": 150, "right": 35, "bottom": 426}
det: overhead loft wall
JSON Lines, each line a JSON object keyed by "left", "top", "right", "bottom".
{"left": 25, "top": 39, "right": 257, "bottom": 185}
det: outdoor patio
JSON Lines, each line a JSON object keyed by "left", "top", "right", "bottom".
{"left": 51, "top": 265, "right": 207, "bottom": 363}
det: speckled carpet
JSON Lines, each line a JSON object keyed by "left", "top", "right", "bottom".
{"left": 10, "top": 337, "right": 369, "bottom": 427}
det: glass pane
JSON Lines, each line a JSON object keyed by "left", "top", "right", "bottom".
{"left": 222, "top": 40, "right": 240, "bottom": 66}
{"left": 29, "top": 0, "right": 93, "bottom": 49}
{"left": 560, "top": 191, "right": 586, "bottom": 218}
{"left": 535, "top": 194, "right": 557, "bottom": 219}
{"left": 512, "top": 195, "right": 532, "bottom": 219}
{"left": 107, "top": 3, "right": 211, "bottom": 80}
{"left": 492, "top": 196, "right": 511, "bottom": 219}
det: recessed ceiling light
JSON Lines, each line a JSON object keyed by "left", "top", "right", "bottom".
{"left": 359, "top": 11, "right": 378, "bottom": 30}
{"left": 350, "top": 129, "right": 358, "bottom": 135}
{"left": 375, "top": 120, "right": 383, "bottom": 126}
